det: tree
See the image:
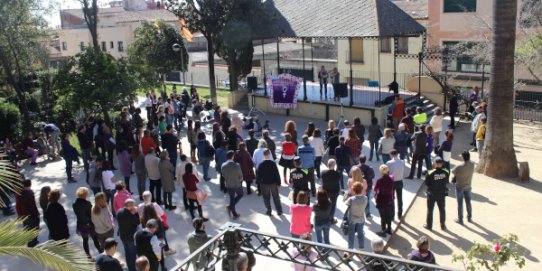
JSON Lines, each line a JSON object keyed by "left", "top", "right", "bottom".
{"left": 80, "top": 0, "right": 99, "bottom": 48}
{"left": 0, "top": 0, "right": 48, "bottom": 133}
{"left": 516, "top": 0, "right": 542, "bottom": 84}
{"left": 214, "top": 0, "right": 271, "bottom": 91}
{"left": 477, "top": 0, "right": 519, "bottom": 178}
{"left": 55, "top": 48, "right": 138, "bottom": 125}
{"left": 0, "top": 160, "right": 94, "bottom": 271}
{"left": 127, "top": 20, "right": 188, "bottom": 92}
{"left": 166, "top": 0, "right": 231, "bottom": 102}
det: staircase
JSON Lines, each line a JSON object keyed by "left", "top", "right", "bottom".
{"left": 404, "top": 94, "right": 439, "bottom": 119}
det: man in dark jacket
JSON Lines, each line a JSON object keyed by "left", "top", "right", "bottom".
{"left": 321, "top": 159, "right": 341, "bottom": 220}
{"left": 187, "top": 218, "right": 212, "bottom": 270}
{"left": 290, "top": 157, "right": 310, "bottom": 204}
{"left": 334, "top": 137, "right": 352, "bottom": 190}
{"left": 222, "top": 151, "right": 244, "bottom": 220}
{"left": 424, "top": 157, "right": 450, "bottom": 231}
{"left": 118, "top": 199, "right": 140, "bottom": 271}
{"left": 245, "top": 129, "right": 259, "bottom": 156}
{"left": 135, "top": 219, "right": 161, "bottom": 271}
{"left": 15, "top": 179, "right": 40, "bottom": 247}
{"left": 359, "top": 154, "right": 375, "bottom": 218}
{"left": 161, "top": 125, "right": 179, "bottom": 168}
{"left": 256, "top": 149, "right": 282, "bottom": 216}
{"left": 77, "top": 124, "right": 93, "bottom": 178}
{"left": 407, "top": 125, "right": 427, "bottom": 179}
{"left": 448, "top": 90, "right": 459, "bottom": 129}
{"left": 262, "top": 130, "right": 276, "bottom": 160}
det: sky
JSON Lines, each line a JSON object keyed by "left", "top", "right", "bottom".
{"left": 42, "top": 0, "right": 110, "bottom": 27}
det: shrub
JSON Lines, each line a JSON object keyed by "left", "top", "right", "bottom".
{"left": 0, "top": 103, "right": 21, "bottom": 140}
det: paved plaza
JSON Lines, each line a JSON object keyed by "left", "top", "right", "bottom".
{"left": 0, "top": 105, "right": 541, "bottom": 270}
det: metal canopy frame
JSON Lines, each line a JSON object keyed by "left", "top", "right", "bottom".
{"left": 170, "top": 222, "right": 458, "bottom": 271}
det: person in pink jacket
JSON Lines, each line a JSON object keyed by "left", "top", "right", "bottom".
{"left": 290, "top": 191, "right": 312, "bottom": 238}
{"left": 113, "top": 181, "right": 133, "bottom": 214}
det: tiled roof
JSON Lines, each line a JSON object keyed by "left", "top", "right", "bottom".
{"left": 256, "top": 0, "right": 426, "bottom": 39}
{"left": 392, "top": 0, "right": 428, "bottom": 20}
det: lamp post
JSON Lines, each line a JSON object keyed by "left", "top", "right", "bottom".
{"left": 172, "top": 43, "right": 186, "bottom": 85}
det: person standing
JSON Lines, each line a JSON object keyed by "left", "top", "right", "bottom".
{"left": 279, "top": 133, "right": 297, "bottom": 184}
{"left": 309, "top": 129, "right": 325, "bottom": 179}
{"left": 345, "top": 182, "right": 367, "bottom": 250}
{"left": 386, "top": 150, "right": 405, "bottom": 219}
{"left": 197, "top": 132, "right": 213, "bottom": 181}
{"left": 334, "top": 137, "right": 352, "bottom": 191}
{"left": 134, "top": 219, "right": 162, "bottom": 271}
{"left": 118, "top": 141, "right": 133, "bottom": 193}
{"left": 436, "top": 131, "right": 454, "bottom": 171}
{"left": 262, "top": 130, "right": 277, "bottom": 160}
{"left": 101, "top": 161, "right": 117, "bottom": 215}
{"left": 88, "top": 158, "right": 104, "bottom": 195}
{"left": 61, "top": 133, "right": 78, "bottom": 183}
{"left": 95, "top": 238, "right": 125, "bottom": 271}
{"left": 378, "top": 129, "right": 395, "bottom": 164}
{"left": 452, "top": 151, "right": 475, "bottom": 224}
{"left": 470, "top": 106, "right": 485, "bottom": 151}
{"left": 159, "top": 152, "right": 176, "bottom": 210}
{"left": 321, "top": 159, "right": 341, "bottom": 220}
{"left": 390, "top": 95, "right": 405, "bottom": 130}
{"left": 424, "top": 157, "right": 450, "bottom": 231}
{"left": 298, "top": 135, "right": 316, "bottom": 196}
{"left": 368, "top": 118, "right": 382, "bottom": 162}
{"left": 182, "top": 163, "right": 208, "bottom": 221}
{"left": 429, "top": 108, "right": 443, "bottom": 146}
{"left": 44, "top": 123, "right": 60, "bottom": 156}
{"left": 113, "top": 181, "right": 133, "bottom": 215}
{"left": 326, "top": 129, "right": 340, "bottom": 160}
{"left": 425, "top": 126, "right": 434, "bottom": 171}
{"left": 44, "top": 189, "right": 70, "bottom": 241}
{"left": 222, "top": 151, "right": 244, "bottom": 220}
{"left": 476, "top": 118, "right": 487, "bottom": 156}
{"left": 407, "top": 125, "right": 427, "bottom": 179}
{"left": 73, "top": 187, "right": 102, "bottom": 258}
{"left": 15, "top": 179, "right": 40, "bottom": 247}
{"left": 394, "top": 123, "right": 410, "bottom": 162}
{"left": 161, "top": 125, "right": 178, "bottom": 169}
{"left": 448, "top": 90, "right": 459, "bottom": 129}
{"left": 177, "top": 154, "right": 198, "bottom": 210}
{"left": 92, "top": 192, "right": 115, "bottom": 250}
{"left": 374, "top": 165, "right": 394, "bottom": 236}
{"left": 345, "top": 129, "right": 362, "bottom": 165}
{"left": 117, "top": 199, "right": 140, "bottom": 271}
{"left": 245, "top": 129, "right": 258, "bottom": 157}
{"left": 290, "top": 157, "right": 311, "bottom": 204}
{"left": 359, "top": 155, "right": 375, "bottom": 218}
{"left": 318, "top": 65, "right": 329, "bottom": 99}
{"left": 331, "top": 67, "right": 340, "bottom": 101}
{"left": 145, "top": 147, "right": 162, "bottom": 205}
{"left": 256, "top": 149, "right": 282, "bottom": 216}
{"left": 234, "top": 142, "right": 256, "bottom": 195}
{"left": 77, "top": 125, "right": 93, "bottom": 180}
{"left": 132, "top": 148, "right": 147, "bottom": 201}
{"left": 187, "top": 218, "right": 212, "bottom": 270}
{"left": 290, "top": 191, "right": 312, "bottom": 238}
{"left": 312, "top": 188, "right": 332, "bottom": 246}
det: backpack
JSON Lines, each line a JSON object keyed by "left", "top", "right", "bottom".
{"left": 205, "top": 142, "right": 215, "bottom": 157}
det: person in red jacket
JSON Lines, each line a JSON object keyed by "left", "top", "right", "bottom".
{"left": 16, "top": 179, "right": 40, "bottom": 247}
{"left": 140, "top": 130, "right": 157, "bottom": 155}
{"left": 390, "top": 95, "right": 405, "bottom": 130}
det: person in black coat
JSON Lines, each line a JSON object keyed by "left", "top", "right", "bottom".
{"left": 73, "top": 187, "right": 102, "bottom": 257}
{"left": 45, "top": 189, "right": 70, "bottom": 241}
{"left": 161, "top": 125, "right": 179, "bottom": 168}
{"left": 117, "top": 199, "right": 140, "bottom": 271}
{"left": 245, "top": 129, "right": 259, "bottom": 156}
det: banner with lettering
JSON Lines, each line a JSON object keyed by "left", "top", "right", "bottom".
{"left": 269, "top": 74, "right": 301, "bottom": 109}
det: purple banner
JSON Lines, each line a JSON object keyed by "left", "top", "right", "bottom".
{"left": 269, "top": 74, "right": 301, "bottom": 109}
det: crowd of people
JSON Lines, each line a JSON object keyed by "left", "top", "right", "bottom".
{"left": 0, "top": 85, "right": 487, "bottom": 271}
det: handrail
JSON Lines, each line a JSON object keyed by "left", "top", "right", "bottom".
{"left": 170, "top": 222, "right": 459, "bottom": 271}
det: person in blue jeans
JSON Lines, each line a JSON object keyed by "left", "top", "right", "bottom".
{"left": 312, "top": 189, "right": 332, "bottom": 248}
{"left": 61, "top": 133, "right": 79, "bottom": 183}
{"left": 425, "top": 126, "right": 434, "bottom": 171}
{"left": 345, "top": 182, "right": 367, "bottom": 250}
{"left": 196, "top": 132, "right": 212, "bottom": 181}
{"left": 334, "top": 137, "right": 352, "bottom": 190}
{"left": 222, "top": 151, "right": 244, "bottom": 220}
{"left": 452, "top": 151, "right": 475, "bottom": 224}
{"left": 367, "top": 117, "right": 382, "bottom": 162}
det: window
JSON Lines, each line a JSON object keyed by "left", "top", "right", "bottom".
{"left": 444, "top": 0, "right": 476, "bottom": 13}
{"left": 350, "top": 39, "right": 364, "bottom": 62}
{"left": 110, "top": 41, "right": 114, "bottom": 49}
{"left": 101, "top": 41, "right": 107, "bottom": 51}
{"left": 79, "top": 42, "right": 85, "bottom": 51}
{"left": 62, "top": 41, "right": 67, "bottom": 51}
{"left": 118, "top": 41, "right": 124, "bottom": 52}
{"left": 397, "top": 36, "right": 408, "bottom": 54}
{"left": 443, "top": 41, "right": 488, "bottom": 73}
{"left": 380, "top": 37, "right": 391, "bottom": 53}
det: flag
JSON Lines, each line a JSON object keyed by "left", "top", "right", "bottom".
{"left": 179, "top": 19, "right": 193, "bottom": 42}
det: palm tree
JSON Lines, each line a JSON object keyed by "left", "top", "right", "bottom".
{"left": 0, "top": 160, "right": 94, "bottom": 271}
{"left": 478, "top": 0, "right": 519, "bottom": 178}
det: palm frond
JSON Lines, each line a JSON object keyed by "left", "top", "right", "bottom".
{"left": 0, "top": 159, "right": 23, "bottom": 208}
{"left": 0, "top": 219, "right": 95, "bottom": 271}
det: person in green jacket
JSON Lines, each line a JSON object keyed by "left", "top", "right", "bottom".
{"left": 187, "top": 218, "right": 212, "bottom": 270}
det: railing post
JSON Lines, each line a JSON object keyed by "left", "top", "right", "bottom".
{"left": 349, "top": 37, "right": 353, "bottom": 107}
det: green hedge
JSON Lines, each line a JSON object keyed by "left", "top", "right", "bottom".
{"left": 0, "top": 103, "right": 21, "bottom": 140}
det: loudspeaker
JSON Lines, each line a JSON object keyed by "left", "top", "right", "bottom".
{"left": 247, "top": 76, "right": 258, "bottom": 90}
{"left": 335, "top": 83, "right": 348, "bottom": 97}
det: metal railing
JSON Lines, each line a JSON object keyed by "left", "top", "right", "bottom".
{"left": 514, "top": 92, "right": 542, "bottom": 122}
{"left": 171, "top": 223, "right": 458, "bottom": 271}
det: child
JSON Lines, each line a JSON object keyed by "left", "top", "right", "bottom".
{"left": 476, "top": 118, "right": 487, "bottom": 156}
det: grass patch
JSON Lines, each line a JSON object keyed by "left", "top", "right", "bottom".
{"left": 137, "top": 84, "right": 230, "bottom": 108}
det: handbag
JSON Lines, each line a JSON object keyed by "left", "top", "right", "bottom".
{"left": 187, "top": 190, "right": 198, "bottom": 200}
{"left": 195, "top": 188, "right": 208, "bottom": 205}
{"left": 340, "top": 205, "right": 352, "bottom": 235}
{"left": 160, "top": 213, "right": 169, "bottom": 230}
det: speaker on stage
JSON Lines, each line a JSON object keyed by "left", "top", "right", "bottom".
{"left": 336, "top": 83, "right": 348, "bottom": 98}
{"left": 247, "top": 76, "right": 258, "bottom": 90}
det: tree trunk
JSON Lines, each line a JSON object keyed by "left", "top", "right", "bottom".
{"left": 478, "top": 0, "right": 519, "bottom": 178}
{"left": 14, "top": 80, "right": 31, "bottom": 133}
{"left": 206, "top": 36, "right": 217, "bottom": 103}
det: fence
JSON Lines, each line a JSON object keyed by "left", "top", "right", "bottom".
{"left": 515, "top": 91, "right": 542, "bottom": 122}
{"left": 171, "top": 223, "right": 457, "bottom": 271}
